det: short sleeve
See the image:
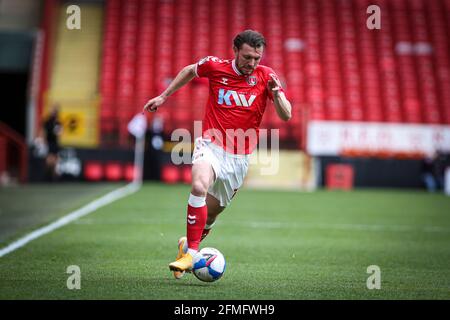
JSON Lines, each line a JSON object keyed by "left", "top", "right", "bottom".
{"left": 195, "top": 56, "right": 220, "bottom": 78}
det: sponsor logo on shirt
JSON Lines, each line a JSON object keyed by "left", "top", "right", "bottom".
{"left": 217, "top": 88, "right": 257, "bottom": 107}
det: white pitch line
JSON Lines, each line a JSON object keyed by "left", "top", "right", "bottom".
{"left": 0, "top": 182, "right": 141, "bottom": 258}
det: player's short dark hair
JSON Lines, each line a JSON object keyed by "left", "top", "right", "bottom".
{"left": 233, "top": 30, "right": 266, "bottom": 50}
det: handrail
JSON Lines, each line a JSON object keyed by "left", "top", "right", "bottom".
{"left": 0, "top": 122, "right": 25, "bottom": 147}
{"left": 0, "top": 121, "right": 28, "bottom": 183}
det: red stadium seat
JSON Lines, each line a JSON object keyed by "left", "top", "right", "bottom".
{"left": 105, "top": 162, "right": 123, "bottom": 181}
{"left": 161, "top": 165, "right": 180, "bottom": 184}
{"left": 84, "top": 161, "right": 103, "bottom": 181}
{"left": 124, "top": 163, "right": 136, "bottom": 182}
{"left": 181, "top": 166, "right": 192, "bottom": 184}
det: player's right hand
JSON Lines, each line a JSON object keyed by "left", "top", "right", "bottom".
{"left": 143, "top": 95, "right": 166, "bottom": 113}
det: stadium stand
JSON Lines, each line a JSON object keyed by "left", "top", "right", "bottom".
{"left": 97, "top": 0, "right": 449, "bottom": 149}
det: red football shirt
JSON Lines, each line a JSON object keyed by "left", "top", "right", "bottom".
{"left": 195, "top": 56, "right": 284, "bottom": 154}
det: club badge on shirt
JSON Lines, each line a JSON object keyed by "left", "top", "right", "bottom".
{"left": 247, "top": 76, "right": 258, "bottom": 86}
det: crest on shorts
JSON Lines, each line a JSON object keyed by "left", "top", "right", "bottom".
{"left": 247, "top": 76, "right": 258, "bottom": 86}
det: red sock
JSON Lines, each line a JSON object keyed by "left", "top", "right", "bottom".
{"left": 186, "top": 194, "right": 207, "bottom": 251}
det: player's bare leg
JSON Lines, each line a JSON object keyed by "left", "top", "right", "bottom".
{"left": 201, "top": 194, "right": 225, "bottom": 241}
{"left": 169, "top": 160, "right": 215, "bottom": 276}
{"left": 45, "top": 154, "right": 58, "bottom": 181}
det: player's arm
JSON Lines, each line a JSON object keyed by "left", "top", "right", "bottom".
{"left": 143, "top": 64, "right": 197, "bottom": 113}
{"left": 268, "top": 74, "right": 292, "bottom": 121}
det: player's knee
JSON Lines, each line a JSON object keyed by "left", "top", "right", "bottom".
{"left": 191, "top": 180, "right": 208, "bottom": 197}
{"left": 207, "top": 210, "right": 221, "bottom": 223}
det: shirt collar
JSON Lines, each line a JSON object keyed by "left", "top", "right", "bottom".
{"left": 232, "top": 59, "right": 243, "bottom": 76}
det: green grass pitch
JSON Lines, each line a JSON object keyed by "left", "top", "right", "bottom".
{"left": 0, "top": 183, "right": 450, "bottom": 299}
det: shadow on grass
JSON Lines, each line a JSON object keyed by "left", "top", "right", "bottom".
{"left": 156, "top": 278, "right": 222, "bottom": 288}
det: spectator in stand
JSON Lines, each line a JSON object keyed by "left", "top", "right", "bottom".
{"left": 43, "top": 104, "right": 62, "bottom": 181}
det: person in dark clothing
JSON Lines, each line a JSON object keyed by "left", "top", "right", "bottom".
{"left": 422, "top": 155, "right": 437, "bottom": 192}
{"left": 43, "top": 106, "right": 62, "bottom": 181}
{"left": 433, "top": 151, "right": 450, "bottom": 190}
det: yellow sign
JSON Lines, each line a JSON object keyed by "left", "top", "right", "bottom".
{"left": 43, "top": 97, "right": 99, "bottom": 148}
{"left": 244, "top": 150, "right": 317, "bottom": 191}
{"left": 61, "top": 111, "right": 85, "bottom": 137}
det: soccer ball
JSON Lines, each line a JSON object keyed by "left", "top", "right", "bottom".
{"left": 192, "top": 247, "right": 226, "bottom": 282}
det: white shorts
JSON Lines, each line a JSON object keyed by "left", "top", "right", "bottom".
{"left": 192, "top": 138, "right": 250, "bottom": 207}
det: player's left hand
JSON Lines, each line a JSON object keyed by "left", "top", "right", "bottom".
{"left": 268, "top": 74, "right": 282, "bottom": 95}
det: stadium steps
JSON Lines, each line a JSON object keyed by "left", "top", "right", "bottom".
{"left": 47, "top": 2, "right": 103, "bottom": 147}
